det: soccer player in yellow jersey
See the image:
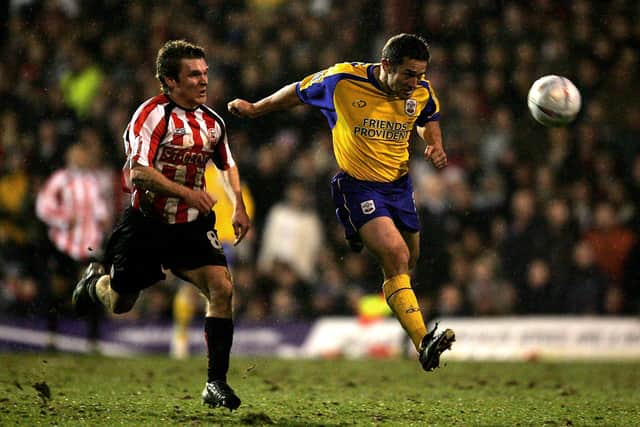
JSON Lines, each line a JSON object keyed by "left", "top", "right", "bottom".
{"left": 228, "top": 33, "right": 454, "bottom": 371}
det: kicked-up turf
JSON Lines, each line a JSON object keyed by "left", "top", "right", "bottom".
{"left": 0, "top": 353, "right": 638, "bottom": 426}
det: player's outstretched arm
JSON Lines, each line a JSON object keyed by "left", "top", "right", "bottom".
{"left": 417, "top": 121, "right": 447, "bottom": 169}
{"left": 227, "top": 83, "right": 302, "bottom": 118}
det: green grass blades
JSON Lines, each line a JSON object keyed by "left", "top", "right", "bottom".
{"left": 1, "top": 354, "right": 639, "bottom": 426}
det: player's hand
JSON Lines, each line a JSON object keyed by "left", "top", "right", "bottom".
{"left": 227, "top": 99, "right": 255, "bottom": 118}
{"left": 184, "top": 189, "right": 217, "bottom": 214}
{"left": 231, "top": 208, "right": 251, "bottom": 246}
{"left": 424, "top": 144, "right": 447, "bottom": 169}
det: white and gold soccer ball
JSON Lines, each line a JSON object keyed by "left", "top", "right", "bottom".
{"left": 527, "top": 75, "right": 581, "bottom": 127}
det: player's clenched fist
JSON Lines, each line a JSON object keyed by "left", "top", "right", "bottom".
{"left": 227, "top": 99, "right": 255, "bottom": 118}
{"left": 185, "top": 188, "right": 217, "bottom": 214}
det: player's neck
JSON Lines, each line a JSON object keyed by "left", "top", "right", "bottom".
{"left": 167, "top": 94, "right": 200, "bottom": 111}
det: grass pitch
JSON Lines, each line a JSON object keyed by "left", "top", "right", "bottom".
{"left": 1, "top": 353, "right": 638, "bottom": 426}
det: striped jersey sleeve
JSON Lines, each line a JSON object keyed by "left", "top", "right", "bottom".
{"left": 199, "top": 104, "right": 235, "bottom": 170}
{"left": 123, "top": 94, "right": 170, "bottom": 168}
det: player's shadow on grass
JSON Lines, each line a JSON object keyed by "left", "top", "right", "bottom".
{"left": 173, "top": 412, "right": 345, "bottom": 426}
{"left": 255, "top": 420, "right": 344, "bottom": 427}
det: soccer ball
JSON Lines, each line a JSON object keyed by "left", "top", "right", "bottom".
{"left": 527, "top": 75, "right": 581, "bottom": 127}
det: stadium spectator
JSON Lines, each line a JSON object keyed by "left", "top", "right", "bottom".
{"left": 519, "top": 259, "right": 556, "bottom": 314}
{"left": 35, "top": 143, "right": 113, "bottom": 351}
{"left": 443, "top": 173, "right": 489, "bottom": 240}
{"left": 565, "top": 240, "right": 608, "bottom": 314}
{"left": 257, "top": 179, "right": 324, "bottom": 282}
{"left": 412, "top": 172, "right": 451, "bottom": 293}
{"left": 0, "top": 141, "right": 40, "bottom": 315}
{"left": 311, "top": 262, "right": 351, "bottom": 316}
{"left": 242, "top": 144, "right": 288, "bottom": 234}
{"left": 501, "top": 188, "right": 547, "bottom": 291}
{"left": 70, "top": 40, "right": 250, "bottom": 411}
{"left": 58, "top": 41, "right": 105, "bottom": 119}
{"left": 466, "top": 253, "right": 515, "bottom": 315}
{"left": 540, "top": 197, "right": 579, "bottom": 300}
{"left": 583, "top": 201, "right": 636, "bottom": 287}
{"left": 33, "top": 119, "right": 66, "bottom": 177}
{"left": 0, "top": 140, "right": 31, "bottom": 249}
{"left": 434, "top": 283, "right": 469, "bottom": 317}
{"left": 228, "top": 33, "right": 455, "bottom": 372}
{"left": 603, "top": 286, "right": 626, "bottom": 315}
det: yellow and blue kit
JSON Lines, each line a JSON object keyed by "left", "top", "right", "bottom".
{"left": 296, "top": 62, "right": 441, "bottom": 240}
{"left": 296, "top": 62, "right": 440, "bottom": 183}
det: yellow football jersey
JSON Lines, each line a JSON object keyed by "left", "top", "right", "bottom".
{"left": 297, "top": 62, "right": 440, "bottom": 182}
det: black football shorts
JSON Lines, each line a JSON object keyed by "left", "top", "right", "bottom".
{"left": 103, "top": 207, "right": 228, "bottom": 294}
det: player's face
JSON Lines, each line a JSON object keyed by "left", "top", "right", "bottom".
{"left": 167, "top": 58, "right": 209, "bottom": 109}
{"left": 384, "top": 57, "right": 427, "bottom": 99}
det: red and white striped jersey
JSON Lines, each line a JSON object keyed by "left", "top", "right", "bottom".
{"left": 36, "top": 168, "right": 111, "bottom": 261}
{"left": 122, "top": 94, "right": 236, "bottom": 224}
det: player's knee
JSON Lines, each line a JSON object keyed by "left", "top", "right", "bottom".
{"left": 380, "top": 251, "right": 410, "bottom": 278}
{"left": 385, "top": 244, "right": 411, "bottom": 269}
{"left": 207, "top": 278, "right": 233, "bottom": 306}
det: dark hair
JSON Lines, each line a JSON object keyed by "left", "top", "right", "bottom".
{"left": 155, "top": 40, "right": 206, "bottom": 94}
{"left": 381, "top": 33, "right": 430, "bottom": 66}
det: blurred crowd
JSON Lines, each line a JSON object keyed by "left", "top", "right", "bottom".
{"left": 1, "top": 0, "right": 639, "bottom": 326}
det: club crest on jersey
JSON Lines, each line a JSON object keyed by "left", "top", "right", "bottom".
{"left": 360, "top": 200, "right": 375, "bottom": 215}
{"left": 405, "top": 99, "right": 417, "bottom": 116}
{"left": 310, "top": 70, "right": 327, "bottom": 84}
{"left": 207, "top": 128, "right": 217, "bottom": 145}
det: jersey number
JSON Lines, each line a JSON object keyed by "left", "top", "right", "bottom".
{"left": 206, "top": 230, "right": 222, "bottom": 249}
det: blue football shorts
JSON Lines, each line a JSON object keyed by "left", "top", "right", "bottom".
{"left": 330, "top": 171, "right": 420, "bottom": 242}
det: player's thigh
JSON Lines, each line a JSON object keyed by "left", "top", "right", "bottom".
{"left": 173, "top": 264, "right": 232, "bottom": 301}
{"left": 163, "top": 213, "right": 228, "bottom": 274}
{"left": 104, "top": 208, "right": 166, "bottom": 295}
{"left": 359, "top": 216, "right": 410, "bottom": 273}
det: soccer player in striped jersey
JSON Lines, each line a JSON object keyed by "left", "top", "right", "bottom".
{"left": 228, "top": 33, "right": 455, "bottom": 372}
{"left": 36, "top": 143, "right": 112, "bottom": 351}
{"left": 72, "top": 40, "right": 250, "bottom": 410}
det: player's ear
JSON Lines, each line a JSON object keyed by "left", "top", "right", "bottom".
{"left": 380, "top": 58, "right": 391, "bottom": 72}
{"left": 165, "top": 75, "right": 178, "bottom": 90}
